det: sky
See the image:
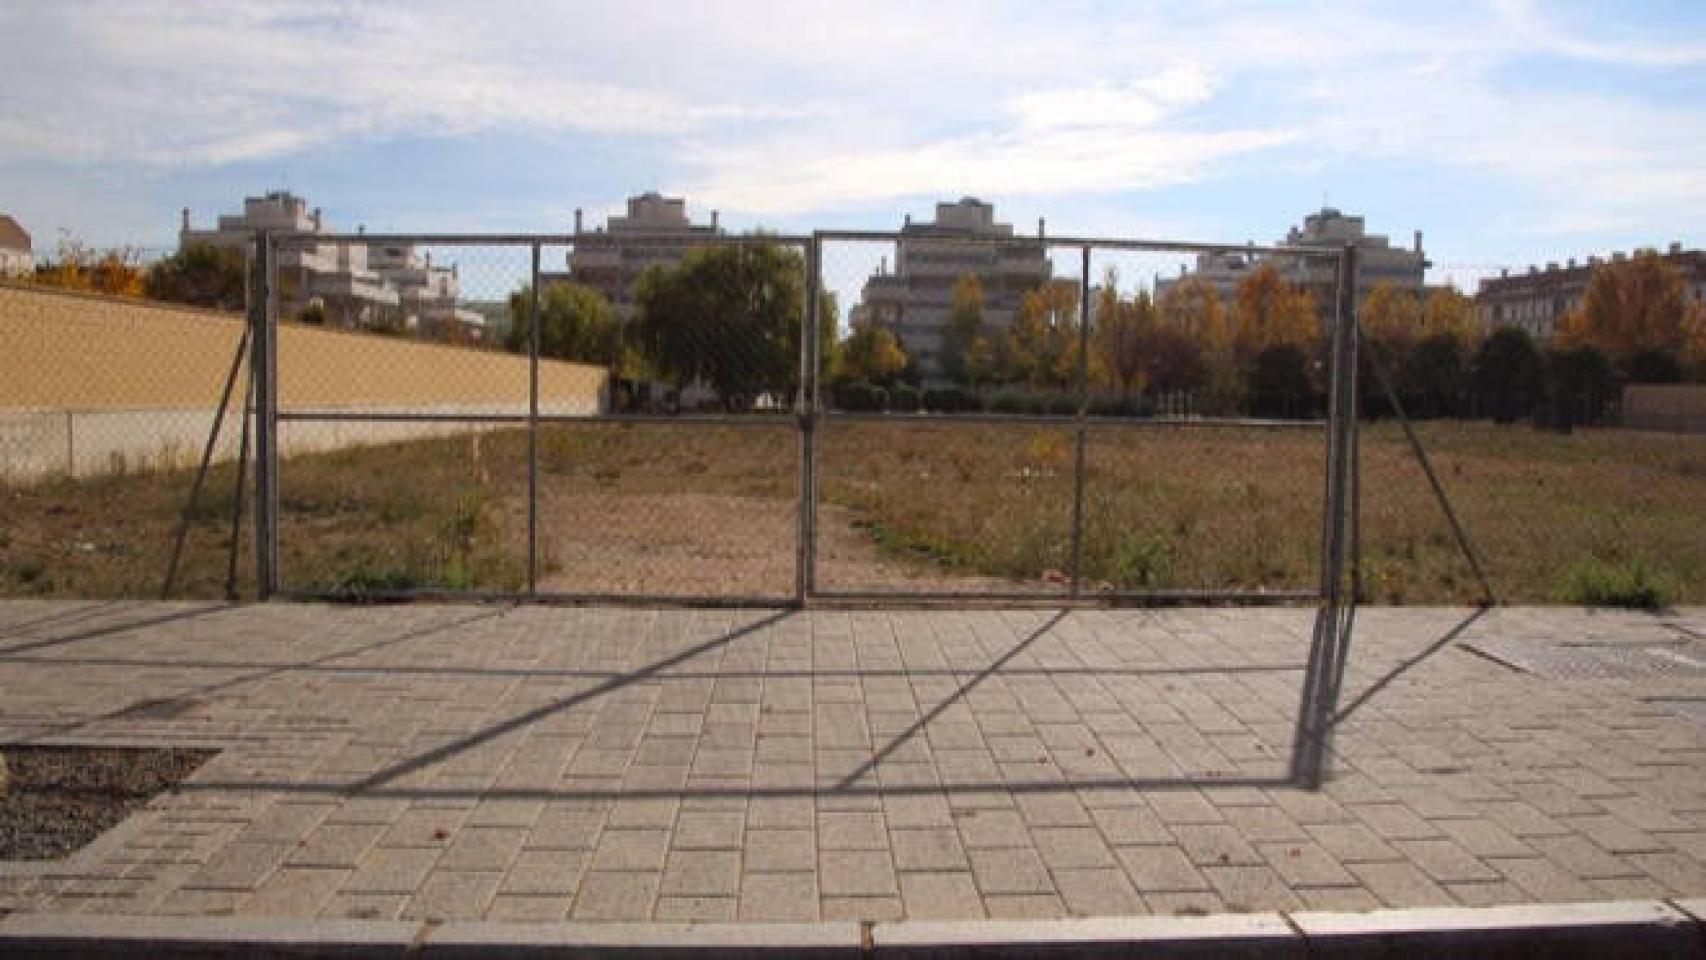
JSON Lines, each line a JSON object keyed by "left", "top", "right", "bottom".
{"left": 2, "top": 0, "right": 1703, "bottom": 294}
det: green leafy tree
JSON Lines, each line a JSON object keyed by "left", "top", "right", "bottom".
{"left": 1472, "top": 327, "right": 1544, "bottom": 423}
{"left": 633, "top": 243, "right": 817, "bottom": 408}
{"left": 1409, "top": 332, "right": 1467, "bottom": 418}
{"left": 1544, "top": 344, "right": 1616, "bottom": 429}
{"left": 506, "top": 282, "right": 620, "bottom": 364}
{"left": 145, "top": 242, "right": 247, "bottom": 311}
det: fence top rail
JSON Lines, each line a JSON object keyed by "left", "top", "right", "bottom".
{"left": 271, "top": 231, "right": 815, "bottom": 248}
{"left": 812, "top": 229, "right": 1346, "bottom": 259}
{"left": 264, "top": 230, "right": 1346, "bottom": 261}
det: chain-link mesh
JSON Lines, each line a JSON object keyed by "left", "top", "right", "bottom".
{"left": 7, "top": 227, "right": 1702, "bottom": 606}
{"left": 0, "top": 280, "right": 252, "bottom": 598}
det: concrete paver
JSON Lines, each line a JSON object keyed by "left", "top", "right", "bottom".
{"left": 2, "top": 600, "right": 1705, "bottom": 924}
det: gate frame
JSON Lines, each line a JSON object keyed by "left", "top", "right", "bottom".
{"left": 246, "top": 230, "right": 1360, "bottom": 615}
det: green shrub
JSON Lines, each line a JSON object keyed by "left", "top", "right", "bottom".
{"left": 1556, "top": 559, "right": 1669, "bottom": 609}
{"left": 889, "top": 385, "right": 922, "bottom": 412}
{"left": 835, "top": 381, "right": 884, "bottom": 411}
{"left": 923, "top": 387, "right": 977, "bottom": 412}
{"left": 990, "top": 394, "right": 1025, "bottom": 414}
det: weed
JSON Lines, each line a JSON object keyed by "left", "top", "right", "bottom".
{"left": 1556, "top": 559, "right": 1669, "bottom": 609}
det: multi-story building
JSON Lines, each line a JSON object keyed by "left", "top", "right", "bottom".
{"left": 1475, "top": 243, "right": 1706, "bottom": 343}
{"left": 179, "top": 192, "right": 399, "bottom": 329}
{"left": 367, "top": 242, "right": 486, "bottom": 341}
{"left": 851, "top": 198, "right": 1054, "bottom": 380}
{"left": 0, "top": 215, "right": 31, "bottom": 278}
{"left": 1155, "top": 208, "right": 1429, "bottom": 315}
{"left": 547, "top": 192, "right": 724, "bottom": 317}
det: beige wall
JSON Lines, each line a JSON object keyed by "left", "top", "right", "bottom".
{"left": 1, "top": 284, "right": 606, "bottom": 481}
{"left": 1624, "top": 384, "right": 1706, "bottom": 434}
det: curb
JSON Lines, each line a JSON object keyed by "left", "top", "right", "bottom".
{"left": 0, "top": 899, "right": 1701, "bottom": 958}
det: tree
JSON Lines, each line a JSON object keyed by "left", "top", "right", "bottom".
{"left": 1544, "top": 344, "right": 1615, "bottom": 429}
{"left": 1558, "top": 251, "right": 1690, "bottom": 375}
{"left": 939, "top": 272, "right": 986, "bottom": 387}
{"left": 836, "top": 323, "right": 909, "bottom": 385}
{"left": 506, "top": 282, "right": 620, "bottom": 364}
{"left": 1421, "top": 287, "right": 1480, "bottom": 347}
{"left": 1472, "top": 327, "right": 1544, "bottom": 423}
{"left": 633, "top": 242, "right": 811, "bottom": 408}
{"left": 1248, "top": 345, "right": 1314, "bottom": 418}
{"left": 1001, "top": 279, "right": 1080, "bottom": 388}
{"left": 145, "top": 243, "right": 247, "bottom": 310}
{"left": 1161, "top": 277, "right": 1238, "bottom": 411}
{"left": 1409, "top": 332, "right": 1467, "bottom": 418}
{"left": 1232, "top": 264, "right": 1317, "bottom": 358}
{"left": 1092, "top": 277, "right": 1155, "bottom": 396}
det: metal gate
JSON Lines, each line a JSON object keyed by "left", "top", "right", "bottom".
{"left": 244, "top": 229, "right": 1358, "bottom": 614}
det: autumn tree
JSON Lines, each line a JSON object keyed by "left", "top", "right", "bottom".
{"left": 1001, "top": 279, "right": 1081, "bottom": 389}
{"left": 939, "top": 272, "right": 987, "bottom": 387}
{"left": 1421, "top": 286, "right": 1480, "bottom": 347}
{"left": 836, "top": 322, "right": 909, "bottom": 385}
{"left": 1161, "top": 277, "right": 1238, "bottom": 411}
{"left": 1232, "top": 263, "right": 1317, "bottom": 358}
{"left": 1558, "top": 252, "right": 1692, "bottom": 378}
{"left": 1091, "top": 275, "right": 1155, "bottom": 396}
{"left": 506, "top": 281, "right": 620, "bottom": 365}
{"left": 32, "top": 236, "right": 146, "bottom": 298}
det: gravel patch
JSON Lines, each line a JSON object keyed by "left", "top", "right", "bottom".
{"left": 0, "top": 745, "right": 214, "bottom": 861}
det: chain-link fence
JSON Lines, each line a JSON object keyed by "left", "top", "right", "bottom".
{"left": 4, "top": 226, "right": 1702, "bottom": 609}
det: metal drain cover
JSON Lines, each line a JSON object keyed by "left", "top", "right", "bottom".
{"left": 1466, "top": 638, "right": 1706, "bottom": 680}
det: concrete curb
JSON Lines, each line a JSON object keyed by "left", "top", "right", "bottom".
{"left": 0, "top": 900, "right": 1701, "bottom": 958}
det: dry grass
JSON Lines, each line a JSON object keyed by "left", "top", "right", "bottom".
{"left": 1, "top": 419, "right": 1701, "bottom": 604}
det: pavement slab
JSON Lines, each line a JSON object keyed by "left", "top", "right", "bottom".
{"left": 2, "top": 600, "right": 1705, "bottom": 926}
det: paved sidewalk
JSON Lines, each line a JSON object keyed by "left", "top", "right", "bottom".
{"left": 1, "top": 600, "right": 1702, "bottom": 925}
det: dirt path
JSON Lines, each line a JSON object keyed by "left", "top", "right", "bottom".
{"left": 529, "top": 490, "right": 1030, "bottom": 597}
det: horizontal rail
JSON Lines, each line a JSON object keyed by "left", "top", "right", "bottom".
{"left": 823, "top": 412, "right": 1328, "bottom": 429}
{"left": 278, "top": 588, "right": 794, "bottom": 608}
{"left": 813, "top": 229, "right": 1342, "bottom": 259}
{"left": 811, "top": 589, "right": 1319, "bottom": 606}
{"left": 275, "top": 232, "right": 813, "bottom": 247}
{"left": 276, "top": 411, "right": 800, "bottom": 426}
{"left": 279, "top": 587, "right": 1318, "bottom": 608}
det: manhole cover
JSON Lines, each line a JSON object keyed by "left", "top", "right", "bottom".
{"left": 1465, "top": 638, "right": 1706, "bottom": 680}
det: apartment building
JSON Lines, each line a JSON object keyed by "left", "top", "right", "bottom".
{"left": 180, "top": 192, "right": 482, "bottom": 339}
{"left": 1155, "top": 208, "right": 1429, "bottom": 314}
{"left": 0, "top": 215, "right": 31, "bottom": 278}
{"left": 548, "top": 192, "right": 724, "bottom": 317}
{"left": 1475, "top": 242, "right": 1706, "bottom": 342}
{"left": 852, "top": 198, "right": 1055, "bottom": 380}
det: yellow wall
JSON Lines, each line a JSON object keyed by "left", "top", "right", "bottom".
{"left": 0, "top": 284, "right": 605, "bottom": 410}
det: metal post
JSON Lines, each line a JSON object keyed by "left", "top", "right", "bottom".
{"left": 161, "top": 326, "right": 249, "bottom": 599}
{"left": 252, "top": 233, "right": 279, "bottom": 600}
{"left": 1292, "top": 243, "right": 1357, "bottom": 788}
{"left": 528, "top": 242, "right": 541, "bottom": 597}
{"left": 225, "top": 363, "right": 254, "bottom": 600}
{"left": 797, "top": 237, "right": 821, "bottom": 606}
{"left": 1069, "top": 244, "right": 1091, "bottom": 598}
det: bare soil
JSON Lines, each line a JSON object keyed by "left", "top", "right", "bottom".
{"left": 532, "top": 491, "right": 1026, "bottom": 596}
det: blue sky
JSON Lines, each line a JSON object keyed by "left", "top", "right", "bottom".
{"left": 1, "top": 0, "right": 1703, "bottom": 292}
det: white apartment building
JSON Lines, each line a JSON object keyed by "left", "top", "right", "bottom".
{"left": 852, "top": 198, "right": 1054, "bottom": 381}
{"left": 367, "top": 242, "right": 486, "bottom": 341}
{"left": 1156, "top": 208, "right": 1429, "bottom": 316}
{"left": 180, "top": 192, "right": 399, "bottom": 329}
{"left": 547, "top": 192, "right": 724, "bottom": 318}
{"left": 0, "top": 215, "right": 31, "bottom": 278}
